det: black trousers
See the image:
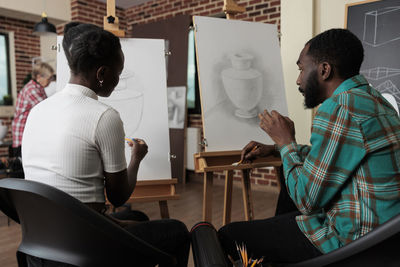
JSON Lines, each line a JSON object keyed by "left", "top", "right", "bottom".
{"left": 218, "top": 170, "right": 322, "bottom": 265}
{"left": 124, "top": 219, "right": 190, "bottom": 267}
{"left": 110, "top": 208, "right": 190, "bottom": 267}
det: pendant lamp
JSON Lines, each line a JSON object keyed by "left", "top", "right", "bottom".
{"left": 33, "top": 12, "right": 56, "bottom": 36}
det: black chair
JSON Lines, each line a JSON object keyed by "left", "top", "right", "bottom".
{"left": 191, "top": 215, "right": 400, "bottom": 267}
{"left": 0, "top": 178, "right": 176, "bottom": 267}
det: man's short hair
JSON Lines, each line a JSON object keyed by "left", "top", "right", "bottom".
{"left": 306, "top": 29, "right": 364, "bottom": 79}
{"left": 32, "top": 62, "right": 54, "bottom": 78}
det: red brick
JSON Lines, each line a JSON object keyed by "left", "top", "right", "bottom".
{"left": 257, "top": 179, "right": 270, "bottom": 185}
{"left": 271, "top": 0, "right": 280, "bottom": 7}
{"left": 269, "top": 12, "right": 280, "bottom": 19}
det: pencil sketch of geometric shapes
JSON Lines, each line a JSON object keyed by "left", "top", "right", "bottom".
{"left": 361, "top": 67, "right": 400, "bottom": 80}
{"left": 382, "top": 93, "right": 400, "bottom": 115}
{"left": 376, "top": 80, "right": 400, "bottom": 106}
{"left": 221, "top": 52, "right": 262, "bottom": 118}
{"left": 363, "top": 6, "right": 400, "bottom": 47}
{"left": 167, "top": 86, "right": 186, "bottom": 129}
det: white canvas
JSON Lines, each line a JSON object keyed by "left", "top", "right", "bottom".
{"left": 193, "top": 16, "right": 288, "bottom": 151}
{"left": 167, "top": 86, "right": 186, "bottom": 129}
{"left": 56, "top": 37, "right": 171, "bottom": 180}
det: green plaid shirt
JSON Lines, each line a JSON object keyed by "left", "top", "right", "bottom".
{"left": 279, "top": 75, "right": 400, "bottom": 253}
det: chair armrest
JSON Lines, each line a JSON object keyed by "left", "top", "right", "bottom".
{"left": 191, "top": 222, "right": 229, "bottom": 267}
{"left": 288, "top": 213, "right": 400, "bottom": 267}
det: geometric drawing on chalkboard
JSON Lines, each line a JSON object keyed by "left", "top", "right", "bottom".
{"left": 376, "top": 80, "right": 400, "bottom": 106}
{"left": 382, "top": 93, "right": 400, "bottom": 115}
{"left": 363, "top": 7, "right": 400, "bottom": 47}
{"left": 361, "top": 67, "right": 400, "bottom": 80}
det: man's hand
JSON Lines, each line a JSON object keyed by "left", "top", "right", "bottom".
{"left": 241, "top": 141, "right": 276, "bottom": 162}
{"left": 259, "top": 110, "right": 296, "bottom": 147}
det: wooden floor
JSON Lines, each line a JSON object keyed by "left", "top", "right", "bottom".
{"left": 0, "top": 176, "right": 279, "bottom": 267}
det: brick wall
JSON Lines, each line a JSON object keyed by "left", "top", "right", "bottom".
{"left": 69, "top": 0, "right": 126, "bottom": 30}
{"left": 0, "top": 16, "right": 41, "bottom": 153}
{"left": 125, "top": 0, "right": 281, "bottom": 30}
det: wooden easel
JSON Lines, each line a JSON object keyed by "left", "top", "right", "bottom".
{"left": 104, "top": 0, "right": 178, "bottom": 219}
{"left": 193, "top": 0, "right": 282, "bottom": 225}
{"left": 194, "top": 151, "right": 281, "bottom": 225}
{"left": 223, "top": 0, "right": 246, "bottom": 19}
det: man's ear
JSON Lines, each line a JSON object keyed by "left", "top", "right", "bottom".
{"left": 319, "top": 62, "right": 332, "bottom": 81}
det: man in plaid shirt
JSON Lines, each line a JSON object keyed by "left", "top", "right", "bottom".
{"left": 219, "top": 29, "right": 400, "bottom": 264}
{"left": 12, "top": 62, "right": 54, "bottom": 155}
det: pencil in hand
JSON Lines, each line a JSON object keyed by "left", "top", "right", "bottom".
{"left": 232, "top": 145, "right": 259, "bottom": 166}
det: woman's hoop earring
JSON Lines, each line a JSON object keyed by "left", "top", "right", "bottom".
{"left": 99, "top": 80, "right": 104, "bottom": 87}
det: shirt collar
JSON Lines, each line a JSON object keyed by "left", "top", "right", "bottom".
{"left": 30, "top": 79, "right": 44, "bottom": 89}
{"left": 332, "top": 74, "right": 370, "bottom": 97}
{"left": 63, "top": 83, "right": 98, "bottom": 100}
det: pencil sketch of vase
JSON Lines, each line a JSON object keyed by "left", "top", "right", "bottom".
{"left": 99, "top": 68, "right": 144, "bottom": 137}
{"left": 221, "top": 53, "right": 262, "bottom": 118}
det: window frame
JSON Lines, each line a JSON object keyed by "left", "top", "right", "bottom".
{"left": 0, "top": 32, "right": 12, "bottom": 98}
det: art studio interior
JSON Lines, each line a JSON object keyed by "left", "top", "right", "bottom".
{"left": 0, "top": 0, "right": 400, "bottom": 266}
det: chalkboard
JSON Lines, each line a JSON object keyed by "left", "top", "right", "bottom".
{"left": 346, "top": 0, "right": 400, "bottom": 111}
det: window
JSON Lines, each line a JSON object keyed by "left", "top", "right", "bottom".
{"left": 187, "top": 28, "right": 201, "bottom": 114}
{"left": 0, "top": 33, "right": 11, "bottom": 104}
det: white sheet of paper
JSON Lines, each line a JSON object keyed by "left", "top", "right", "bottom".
{"left": 193, "top": 16, "right": 288, "bottom": 151}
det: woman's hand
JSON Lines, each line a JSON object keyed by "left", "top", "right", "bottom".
{"left": 127, "top": 138, "right": 148, "bottom": 162}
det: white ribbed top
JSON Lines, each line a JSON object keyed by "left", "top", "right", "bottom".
{"left": 22, "top": 84, "right": 127, "bottom": 203}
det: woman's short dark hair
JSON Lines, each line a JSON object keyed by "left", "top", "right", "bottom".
{"left": 306, "top": 29, "right": 364, "bottom": 79}
{"left": 62, "top": 22, "right": 122, "bottom": 75}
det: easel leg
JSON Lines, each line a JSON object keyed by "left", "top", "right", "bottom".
{"left": 241, "top": 169, "right": 254, "bottom": 221}
{"left": 274, "top": 166, "right": 284, "bottom": 189}
{"left": 223, "top": 170, "right": 233, "bottom": 225}
{"left": 159, "top": 200, "right": 170, "bottom": 219}
{"left": 203, "top": 172, "right": 213, "bottom": 222}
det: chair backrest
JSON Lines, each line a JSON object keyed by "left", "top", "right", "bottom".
{"left": 0, "top": 178, "right": 175, "bottom": 267}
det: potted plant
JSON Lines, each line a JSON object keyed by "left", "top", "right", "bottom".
{"left": 3, "top": 94, "right": 12, "bottom": 105}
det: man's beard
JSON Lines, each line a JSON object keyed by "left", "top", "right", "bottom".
{"left": 300, "top": 70, "right": 323, "bottom": 109}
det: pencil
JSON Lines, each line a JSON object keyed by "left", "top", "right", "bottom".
{"left": 227, "top": 255, "right": 236, "bottom": 265}
{"left": 125, "top": 137, "right": 135, "bottom": 143}
{"left": 232, "top": 145, "right": 259, "bottom": 166}
{"left": 235, "top": 242, "right": 243, "bottom": 266}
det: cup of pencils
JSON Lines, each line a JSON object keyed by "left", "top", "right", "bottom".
{"left": 231, "top": 242, "right": 264, "bottom": 267}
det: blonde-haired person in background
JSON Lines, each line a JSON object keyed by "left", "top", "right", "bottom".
{"left": 11, "top": 62, "right": 54, "bottom": 173}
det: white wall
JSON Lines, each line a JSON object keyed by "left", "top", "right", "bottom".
{"left": 281, "top": 0, "right": 314, "bottom": 145}
{"left": 281, "top": 0, "right": 365, "bottom": 144}
{"left": 40, "top": 35, "right": 57, "bottom": 70}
